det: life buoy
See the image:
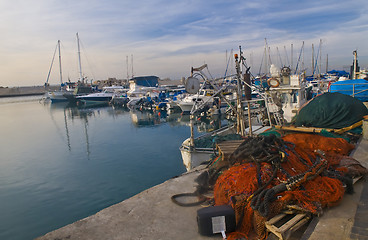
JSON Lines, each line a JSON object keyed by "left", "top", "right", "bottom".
{"left": 267, "top": 78, "right": 280, "bottom": 88}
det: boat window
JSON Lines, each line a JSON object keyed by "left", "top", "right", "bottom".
{"left": 292, "top": 91, "right": 298, "bottom": 103}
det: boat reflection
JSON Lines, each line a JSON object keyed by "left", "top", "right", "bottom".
{"left": 46, "top": 102, "right": 229, "bottom": 137}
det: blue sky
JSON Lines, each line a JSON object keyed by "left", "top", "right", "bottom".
{"left": 0, "top": 0, "right": 367, "bottom": 87}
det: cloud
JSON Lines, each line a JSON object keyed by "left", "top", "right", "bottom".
{"left": 0, "top": 0, "right": 367, "bottom": 86}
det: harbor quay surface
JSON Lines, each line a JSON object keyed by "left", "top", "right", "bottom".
{"left": 36, "top": 138, "right": 368, "bottom": 240}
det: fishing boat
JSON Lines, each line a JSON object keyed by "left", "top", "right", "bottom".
{"left": 179, "top": 47, "right": 313, "bottom": 171}
{"left": 179, "top": 53, "right": 279, "bottom": 170}
{"left": 175, "top": 88, "right": 215, "bottom": 114}
{"left": 329, "top": 50, "right": 368, "bottom": 102}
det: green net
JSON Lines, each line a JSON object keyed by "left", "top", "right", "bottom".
{"left": 194, "top": 133, "right": 243, "bottom": 148}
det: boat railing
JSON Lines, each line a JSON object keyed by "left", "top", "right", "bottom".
{"left": 329, "top": 82, "right": 368, "bottom": 98}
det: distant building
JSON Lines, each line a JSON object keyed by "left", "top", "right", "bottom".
{"left": 93, "top": 78, "right": 128, "bottom": 88}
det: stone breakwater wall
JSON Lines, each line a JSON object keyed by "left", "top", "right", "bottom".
{"left": 0, "top": 86, "right": 59, "bottom": 97}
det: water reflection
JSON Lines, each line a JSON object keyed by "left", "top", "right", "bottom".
{"left": 44, "top": 102, "right": 230, "bottom": 160}
{"left": 46, "top": 101, "right": 228, "bottom": 132}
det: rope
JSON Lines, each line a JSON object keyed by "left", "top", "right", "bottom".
{"left": 250, "top": 158, "right": 328, "bottom": 217}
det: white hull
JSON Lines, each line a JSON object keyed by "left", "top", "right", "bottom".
{"left": 48, "top": 91, "right": 72, "bottom": 103}
{"left": 180, "top": 125, "right": 271, "bottom": 171}
{"left": 180, "top": 138, "right": 214, "bottom": 171}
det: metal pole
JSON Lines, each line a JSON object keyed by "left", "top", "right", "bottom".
{"left": 58, "top": 40, "right": 63, "bottom": 84}
{"left": 76, "top": 33, "right": 83, "bottom": 83}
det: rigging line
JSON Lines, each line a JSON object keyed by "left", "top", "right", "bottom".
{"left": 258, "top": 49, "right": 264, "bottom": 76}
{"left": 79, "top": 38, "right": 97, "bottom": 81}
{"left": 313, "top": 43, "right": 321, "bottom": 75}
{"left": 268, "top": 46, "right": 272, "bottom": 65}
{"left": 276, "top": 47, "right": 283, "bottom": 67}
{"left": 205, "top": 65, "right": 215, "bottom": 82}
{"left": 294, "top": 42, "right": 304, "bottom": 74}
{"left": 223, "top": 49, "right": 233, "bottom": 79}
{"left": 46, "top": 42, "right": 59, "bottom": 84}
{"left": 284, "top": 46, "right": 290, "bottom": 67}
{"left": 59, "top": 41, "right": 77, "bottom": 82}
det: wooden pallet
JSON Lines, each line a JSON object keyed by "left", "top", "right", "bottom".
{"left": 265, "top": 211, "right": 311, "bottom": 240}
{"left": 216, "top": 140, "right": 244, "bottom": 161}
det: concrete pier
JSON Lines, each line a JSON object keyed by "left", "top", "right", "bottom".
{"left": 36, "top": 165, "right": 220, "bottom": 240}
{"left": 36, "top": 138, "right": 368, "bottom": 240}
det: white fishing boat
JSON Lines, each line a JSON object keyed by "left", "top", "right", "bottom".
{"left": 175, "top": 89, "right": 215, "bottom": 113}
{"left": 179, "top": 49, "right": 309, "bottom": 171}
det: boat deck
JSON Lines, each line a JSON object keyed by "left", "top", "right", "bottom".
{"left": 216, "top": 140, "right": 243, "bottom": 161}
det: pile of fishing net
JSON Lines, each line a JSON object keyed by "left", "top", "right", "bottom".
{"left": 212, "top": 133, "right": 367, "bottom": 240}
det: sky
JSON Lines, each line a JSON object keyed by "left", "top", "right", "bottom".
{"left": 0, "top": 0, "right": 367, "bottom": 87}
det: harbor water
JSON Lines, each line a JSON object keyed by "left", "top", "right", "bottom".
{"left": 0, "top": 96, "right": 222, "bottom": 240}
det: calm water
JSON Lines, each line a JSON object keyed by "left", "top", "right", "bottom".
{"left": 0, "top": 96, "right": 220, "bottom": 240}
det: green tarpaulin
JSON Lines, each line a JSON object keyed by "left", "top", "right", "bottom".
{"left": 294, "top": 92, "right": 368, "bottom": 129}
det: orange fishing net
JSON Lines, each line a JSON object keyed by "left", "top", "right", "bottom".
{"left": 214, "top": 133, "right": 356, "bottom": 240}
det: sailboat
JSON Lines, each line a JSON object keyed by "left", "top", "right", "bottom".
{"left": 62, "top": 33, "right": 93, "bottom": 104}
{"left": 43, "top": 40, "right": 75, "bottom": 103}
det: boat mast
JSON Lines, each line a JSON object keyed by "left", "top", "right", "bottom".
{"left": 126, "top": 55, "right": 129, "bottom": 80}
{"left": 302, "top": 41, "right": 305, "bottom": 75}
{"left": 235, "top": 47, "right": 245, "bottom": 136}
{"left": 312, "top": 44, "right": 315, "bottom": 78}
{"left": 291, "top": 43, "right": 293, "bottom": 73}
{"left": 131, "top": 54, "right": 134, "bottom": 78}
{"left": 319, "top": 39, "right": 322, "bottom": 77}
{"left": 326, "top": 54, "right": 328, "bottom": 73}
{"left": 77, "top": 32, "right": 83, "bottom": 83}
{"left": 264, "top": 39, "right": 268, "bottom": 75}
{"left": 58, "top": 40, "right": 63, "bottom": 84}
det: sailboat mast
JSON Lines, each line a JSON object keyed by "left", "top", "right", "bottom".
{"left": 264, "top": 39, "right": 268, "bottom": 75}
{"left": 291, "top": 43, "right": 293, "bottom": 73}
{"left": 326, "top": 54, "right": 329, "bottom": 73}
{"left": 319, "top": 39, "right": 322, "bottom": 76}
{"left": 131, "top": 54, "right": 134, "bottom": 78}
{"left": 58, "top": 40, "right": 63, "bottom": 84}
{"left": 126, "top": 56, "right": 129, "bottom": 80}
{"left": 302, "top": 41, "right": 304, "bottom": 74}
{"left": 312, "top": 44, "right": 315, "bottom": 78}
{"left": 77, "top": 32, "right": 83, "bottom": 83}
